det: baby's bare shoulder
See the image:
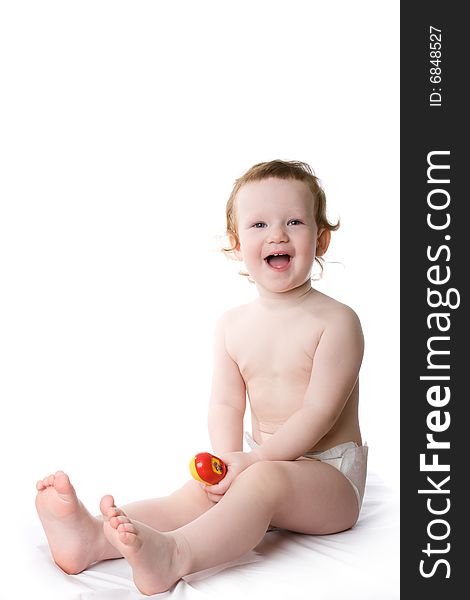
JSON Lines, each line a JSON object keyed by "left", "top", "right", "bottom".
{"left": 308, "top": 291, "right": 362, "bottom": 332}
{"left": 216, "top": 302, "right": 254, "bottom": 331}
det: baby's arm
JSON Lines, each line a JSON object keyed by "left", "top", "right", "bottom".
{"left": 251, "top": 307, "right": 364, "bottom": 462}
{"left": 208, "top": 313, "right": 247, "bottom": 455}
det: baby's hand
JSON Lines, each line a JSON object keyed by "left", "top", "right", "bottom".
{"left": 201, "top": 451, "right": 258, "bottom": 503}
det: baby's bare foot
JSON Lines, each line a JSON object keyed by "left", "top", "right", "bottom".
{"left": 35, "top": 471, "right": 119, "bottom": 574}
{"left": 102, "top": 502, "right": 189, "bottom": 595}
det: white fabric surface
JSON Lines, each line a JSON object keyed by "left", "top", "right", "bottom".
{"left": 5, "top": 471, "right": 399, "bottom": 600}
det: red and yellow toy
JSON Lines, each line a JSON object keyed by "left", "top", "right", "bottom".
{"left": 189, "top": 452, "right": 227, "bottom": 485}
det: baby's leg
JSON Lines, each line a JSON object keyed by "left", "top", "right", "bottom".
{"left": 177, "top": 458, "right": 359, "bottom": 569}
{"left": 102, "top": 459, "right": 359, "bottom": 595}
{"left": 36, "top": 473, "right": 215, "bottom": 574}
{"left": 120, "top": 480, "right": 216, "bottom": 531}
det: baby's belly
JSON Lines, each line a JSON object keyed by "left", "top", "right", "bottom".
{"left": 249, "top": 381, "right": 362, "bottom": 453}
{"left": 248, "top": 377, "right": 307, "bottom": 436}
{"left": 250, "top": 420, "right": 359, "bottom": 454}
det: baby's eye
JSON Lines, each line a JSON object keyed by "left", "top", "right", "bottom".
{"left": 253, "top": 222, "right": 267, "bottom": 228}
{"left": 288, "top": 219, "right": 303, "bottom": 226}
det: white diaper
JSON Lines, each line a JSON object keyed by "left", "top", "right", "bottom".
{"left": 245, "top": 432, "right": 368, "bottom": 510}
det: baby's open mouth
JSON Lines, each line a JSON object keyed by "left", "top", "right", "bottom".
{"left": 265, "top": 253, "right": 291, "bottom": 270}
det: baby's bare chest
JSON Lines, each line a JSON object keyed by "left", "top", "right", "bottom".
{"left": 226, "top": 311, "right": 322, "bottom": 382}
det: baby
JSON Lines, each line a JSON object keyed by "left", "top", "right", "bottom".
{"left": 35, "top": 159, "right": 368, "bottom": 595}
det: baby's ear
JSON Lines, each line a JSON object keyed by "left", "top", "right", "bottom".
{"left": 229, "top": 235, "right": 243, "bottom": 261}
{"left": 316, "top": 229, "right": 331, "bottom": 257}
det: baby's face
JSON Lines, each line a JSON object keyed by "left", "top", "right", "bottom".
{"left": 233, "top": 178, "right": 319, "bottom": 294}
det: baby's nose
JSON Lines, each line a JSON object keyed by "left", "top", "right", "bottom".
{"left": 268, "top": 224, "right": 288, "bottom": 243}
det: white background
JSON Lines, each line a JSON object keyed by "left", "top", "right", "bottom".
{"left": 0, "top": 0, "right": 399, "bottom": 589}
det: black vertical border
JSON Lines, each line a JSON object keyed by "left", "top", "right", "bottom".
{"left": 401, "top": 2, "right": 467, "bottom": 596}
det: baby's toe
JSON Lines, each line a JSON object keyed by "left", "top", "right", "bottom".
{"left": 113, "top": 506, "right": 128, "bottom": 518}
{"left": 117, "top": 522, "right": 139, "bottom": 546}
{"left": 99, "top": 495, "right": 115, "bottom": 519}
{"left": 118, "top": 530, "right": 137, "bottom": 545}
{"left": 110, "top": 514, "right": 131, "bottom": 529}
{"left": 107, "top": 505, "right": 127, "bottom": 519}
{"left": 53, "top": 472, "right": 73, "bottom": 494}
{"left": 43, "top": 475, "right": 53, "bottom": 487}
{"left": 117, "top": 521, "right": 136, "bottom": 534}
